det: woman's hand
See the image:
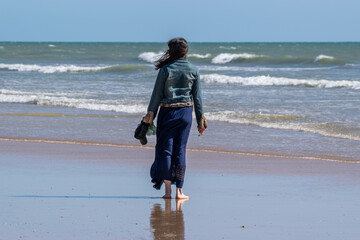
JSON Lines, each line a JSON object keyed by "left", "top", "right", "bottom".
{"left": 198, "top": 127, "right": 206, "bottom": 136}
{"left": 142, "top": 111, "right": 154, "bottom": 125}
{"left": 197, "top": 115, "right": 207, "bottom": 136}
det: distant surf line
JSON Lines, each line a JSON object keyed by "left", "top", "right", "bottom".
{"left": 201, "top": 74, "right": 360, "bottom": 89}
{"left": 138, "top": 52, "right": 344, "bottom": 64}
{"left": 0, "top": 63, "right": 150, "bottom": 73}
{"left": 0, "top": 113, "right": 140, "bottom": 118}
{"left": 0, "top": 137, "right": 358, "bottom": 164}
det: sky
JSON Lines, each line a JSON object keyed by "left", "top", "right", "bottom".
{"left": 1, "top": 0, "right": 359, "bottom": 42}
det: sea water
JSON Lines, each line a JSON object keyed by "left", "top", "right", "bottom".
{"left": 0, "top": 42, "right": 359, "bottom": 160}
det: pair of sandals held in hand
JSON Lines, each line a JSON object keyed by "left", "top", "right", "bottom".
{"left": 134, "top": 112, "right": 207, "bottom": 145}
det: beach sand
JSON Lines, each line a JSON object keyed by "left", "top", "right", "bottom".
{"left": 1, "top": 139, "right": 359, "bottom": 239}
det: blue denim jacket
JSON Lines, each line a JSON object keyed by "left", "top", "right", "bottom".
{"left": 147, "top": 58, "right": 204, "bottom": 125}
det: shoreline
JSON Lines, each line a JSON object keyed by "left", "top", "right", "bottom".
{"left": 1, "top": 136, "right": 359, "bottom": 164}
{"left": 1, "top": 102, "right": 359, "bottom": 161}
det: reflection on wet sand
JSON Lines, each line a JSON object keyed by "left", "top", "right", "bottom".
{"left": 150, "top": 199, "right": 187, "bottom": 240}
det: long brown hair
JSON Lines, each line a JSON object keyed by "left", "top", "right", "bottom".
{"left": 155, "top": 38, "right": 189, "bottom": 70}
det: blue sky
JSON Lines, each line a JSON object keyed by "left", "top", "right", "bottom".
{"left": 1, "top": 0, "right": 359, "bottom": 42}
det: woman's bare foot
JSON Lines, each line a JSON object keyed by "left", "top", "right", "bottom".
{"left": 162, "top": 180, "right": 172, "bottom": 199}
{"left": 162, "top": 194, "right": 172, "bottom": 199}
{"left": 176, "top": 188, "right": 189, "bottom": 199}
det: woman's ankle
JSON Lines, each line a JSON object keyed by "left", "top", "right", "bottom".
{"left": 164, "top": 180, "right": 172, "bottom": 196}
{"left": 176, "top": 188, "right": 183, "bottom": 195}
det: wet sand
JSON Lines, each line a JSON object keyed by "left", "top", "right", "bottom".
{"left": 1, "top": 140, "right": 360, "bottom": 239}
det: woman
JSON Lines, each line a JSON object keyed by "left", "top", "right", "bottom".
{"left": 142, "top": 38, "right": 207, "bottom": 199}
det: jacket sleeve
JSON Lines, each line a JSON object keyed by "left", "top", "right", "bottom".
{"left": 191, "top": 70, "right": 205, "bottom": 127}
{"left": 147, "top": 67, "right": 168, "bottom": 119}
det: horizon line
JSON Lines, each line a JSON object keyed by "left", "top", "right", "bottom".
{"left": 1, "top": 41, "right": 360, "bottom": 44}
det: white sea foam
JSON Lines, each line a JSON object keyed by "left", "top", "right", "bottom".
{"left": 188, "top": 53, "right": 211, "bottom": 59}
{"left": 0, "top": 89, "right": 146, "bottom": 113}
{"left": 314, "top": 54, "right": 335, "bottom": 62}
{"left": 211, "top": 53, "right": 265, "bottom": 64}
{"left": 0, "top": 63, "right": 112, "bottom": 73}
{"left": 138, "top": 51, "right": 163, "bottom": 63}
{"left": 206, "top": 111, "right": 301, "bottom": 124}
{"left": 0, "top": 63, "right": 147, "bottom": 73}
{"left": 201, "top": 74, "right": 360, "bottom": 89}
{"left": 345, "top": 64, "right": 360, "bottom": 68}
{"left": 199, "top": 65, "right": 333, "bottom": 72}
{"left": 48, "top": 44, "right": 56, "bottom": 47}
{"left": 219, "top": 46, "right": 236, "bottom": 50}
{"left": 0, "top": 46, "right": 4, "bottom": 49}
{"left": 206, "top": 111, "right": 360, "bottom": 141}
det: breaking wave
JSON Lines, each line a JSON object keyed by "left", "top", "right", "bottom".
{"left": 314, "top": 54, "right": 335, "bottom": 62}
{"left": 138, "top": 51, "right": 163, "bottom": 63}
{"left": 188, "top": 53, "right": 212, "bottom": 59}
{"left": 206, "top": 111, "right": 360, "bottom": 141}
{"left": 0, "top": 63, "right": 149, "bottom": 73}
{"left": 211, "top": 53, "right": 266, "bottom": 64}
{"left": 0, "top": 89, "right": 146, "bottom": 113}
{"left": 201, "top": 74, "right": 360, "bottom": 89}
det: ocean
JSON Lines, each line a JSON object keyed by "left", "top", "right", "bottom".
{"left": 0, "top": 42, "right": 359, "bottom": 161}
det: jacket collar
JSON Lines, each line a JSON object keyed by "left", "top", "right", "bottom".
{"left": 176, "top": 58, "right": 188, "bottom": 63}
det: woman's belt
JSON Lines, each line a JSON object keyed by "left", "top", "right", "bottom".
{"left": 160, "top": 102, "right": 194, "bottom": 108}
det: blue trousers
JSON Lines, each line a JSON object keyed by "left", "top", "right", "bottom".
{"left": 151, "top": 106, "right": 193, "bottom": 190}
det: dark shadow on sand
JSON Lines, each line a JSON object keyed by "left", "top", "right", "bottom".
{"left": 11, "top": 195, "right": 162, "bottom": 199}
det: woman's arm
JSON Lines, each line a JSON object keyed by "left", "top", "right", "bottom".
{"left": 143, "top": 68, "right": 168, "bottom": 125}
{"left": 191, "top": 70, "right": 207, "bottom": 135}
